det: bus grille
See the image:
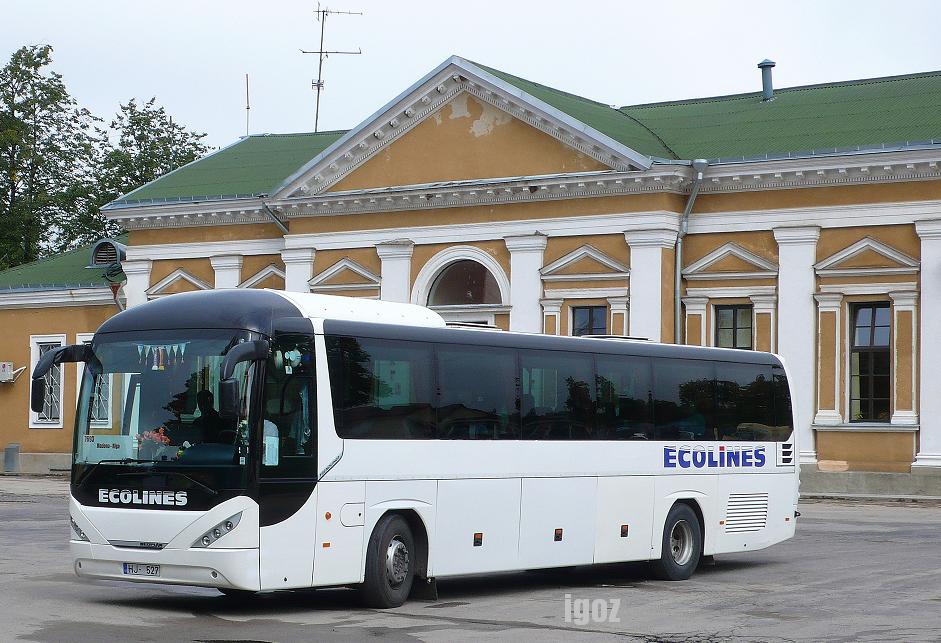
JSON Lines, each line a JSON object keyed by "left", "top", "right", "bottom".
{"left": 725, "top": 493, "right": 769, "bottom": 532}
{"left": 777, "top": 442, "right": 794, "bottom": 466}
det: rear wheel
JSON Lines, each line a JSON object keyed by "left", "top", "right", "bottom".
{"left": 360, "top": 514, "right": 415, "bottom": 608}
{"left": 649, "top": 503, "right": 702, "bottom": 581}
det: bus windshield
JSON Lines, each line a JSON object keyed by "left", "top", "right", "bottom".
{"left": 74, "top": 330, "right": 255, "bottom": 469}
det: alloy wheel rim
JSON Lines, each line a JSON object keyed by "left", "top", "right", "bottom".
{"left": 385, "top": 536, "right": 409, "bottom": 587}
{"left": 670, "top": 520, "right": 694, "bottom": 566}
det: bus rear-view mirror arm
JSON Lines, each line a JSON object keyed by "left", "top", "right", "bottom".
{"left": 30, "top": 344, "right": 93, "bottom": 413}
{"left": 219, "top": 340, "right": 269, "bottom": 418}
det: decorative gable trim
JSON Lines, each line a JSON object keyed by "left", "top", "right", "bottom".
{"left": 683, "top": 243, "right": 778, "bottom": 281}
{"left": 238, "top": 264, "right": 285, "bottom": 289}
{"left": 815, "top": 237, "right": 919, "bottom": 277}
{"left": 273, "top": 56, "right": 653, "bottom": 199}
{"left": 146, "top": 269, "right": 211, "bottom": 297}
{"left": 309, "top": 258, "right": 381, "bottom": 293}
{"left": 540, "top": 244, "right": 629, "bottom": 282}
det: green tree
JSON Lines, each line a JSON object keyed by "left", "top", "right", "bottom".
{"left": 0, "top": 45, "right": 100, "bottom": 269}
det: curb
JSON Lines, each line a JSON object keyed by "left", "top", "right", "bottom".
{"left": 801, "top": 492, "right": 941, "bottom": 503}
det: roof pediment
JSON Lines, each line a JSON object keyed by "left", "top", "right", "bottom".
{"left": 309, "top": 258, "right": 381, "bottom": 293}
{"left": 541, "top": 245, "right": 629, "bottom": 282}
{"left": 273, "top": 56, "right": 652, "bottom": 199}
{"left": 146, "top": 269, "right": 211, "bottom": 297}
{"left": 815, "top": 237, "right": 919, "bottom": 276}
{"left": 683, "top": 243, "right": 778, "bottom": 280}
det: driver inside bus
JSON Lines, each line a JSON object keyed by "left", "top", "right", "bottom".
{"left": 193, "top": 389, "right": 226, "bottom": 443}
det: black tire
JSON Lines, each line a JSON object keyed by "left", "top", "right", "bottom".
{"left": 649, "top": 503, "right": 702, "bottom": 581}
{"left": 360, "top": 514, "right": 415, "bottom": 608}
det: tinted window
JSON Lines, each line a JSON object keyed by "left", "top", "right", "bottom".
{"left": 596, "top": 355, "right": 653, "bottom": 440}
{"left": 773, "top": 365, "right": 793, "bottom": 438}
{"left": 262, "top": 334, "right": 317, "bottom": 478}
{"left": 520, "top": 350, "right": 594, "bottom": 439}
{"left": 437, "top": 345, "right": 518, "bottom": 439}
{"left": 653, "top": 359, "right": 714, "bottom": 440}
{"left": 715, "top": 362, "right": 775, "bottom": 441}
{"left": 326, "top": 336, "right": 435, "bottom": 439}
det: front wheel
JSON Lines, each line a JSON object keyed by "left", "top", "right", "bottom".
{"left": 649, "top": 503, "right": 702, "bottom": 581}
{"left": 360, "top": 514, "right": 415, "bottom": 608}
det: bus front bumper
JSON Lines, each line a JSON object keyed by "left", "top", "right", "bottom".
{"left": 71, "top": 541, "right": 260, "bottom": 591}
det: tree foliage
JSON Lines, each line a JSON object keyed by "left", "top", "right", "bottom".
{"left": 0, "top": 45, "right": 209, "bottom": 268}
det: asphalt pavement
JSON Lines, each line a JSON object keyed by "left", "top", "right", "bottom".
{"left": 2, "top": 476, "right": 940, "bottom": 642}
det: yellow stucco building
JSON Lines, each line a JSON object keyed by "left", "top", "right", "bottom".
{"left": 3, "top": 57, "right": 941, "bottom": 495}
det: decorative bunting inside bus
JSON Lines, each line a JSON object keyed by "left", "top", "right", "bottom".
{"left": 136, "top": 343, "right": 189, "bottom": 370}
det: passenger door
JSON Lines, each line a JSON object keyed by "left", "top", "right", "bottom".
{"left": 258, "top": 331, "right": 320, "bottom": 590}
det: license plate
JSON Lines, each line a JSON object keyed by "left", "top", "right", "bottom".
{"left": 123, "top": 563, "right": 160, "bottom": 577}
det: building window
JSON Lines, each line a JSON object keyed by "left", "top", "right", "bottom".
{"left": 715, "top": 305, "right": 753, "bottom": 349}
{"left": 572, "top": 306, "right": 607, "bottom": 336}
{"left": 77, "top": 334, "right": 111, "bottom": 428}
{"left": 29, "top": 335, "right": 65, "bottom": 428}
{"left": 428, "top": 260, "right": 501, "bottom": 306}
{"left": 850, "top": 302, "right": 891, "bottom": 422}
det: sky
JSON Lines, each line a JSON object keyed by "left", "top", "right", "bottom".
{"left": 3, "top": 0, "right": 941, "bottom": 149}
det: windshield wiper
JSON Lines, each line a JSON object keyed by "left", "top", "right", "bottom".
{"left": 115, "top": 470, "right": 218, "bottom": 496}
{"left": 75, "top": 458, "right": 153, "bottom": 487}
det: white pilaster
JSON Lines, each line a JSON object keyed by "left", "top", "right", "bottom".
{"left": 914, "top": 220, "right": 941, "bottom": 467}
{"left": 210, "top": 255, "right": 243, "bottom": 289}
{"left": 682, "top": 296, "right": 708, "bottom": 346}
{"left": 624, "top": 229, "right": 676, "bottom": 342}
{"left": 121, "top": 260, "right": 152, "bottom": 308}
{"left": 541, "top": 298, "right": 562, "bottom": 335}
{"left": 774, "top": 226, "right": 820, "bottom": 464}
{"left": 750, "top": 294, "right": 778, "bottom": 352}
{"left": 813, "top": 293, "right": 843, "bottom": 426}
{"left": 607, "top": 296, "right": 630, "bottom": 336}
{"left": 281, "top": 248, "right": 315, "bottom": 293}
{"left": 889, "top": 289, "right": 919, "bottom": 427}
{"left": 504, "top": 234, "right": 547, "bottom": 333}
{"left": 376, "top": 240, "right": 415, "bottom": 303}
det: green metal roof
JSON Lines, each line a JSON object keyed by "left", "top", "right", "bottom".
{"left": 105, "top": 64, "right": 941, "bottom": 208}
{"left": 487, "top": 66, "right": 941, "bottom": 162}
{"left": 109, "top": 131, "right": 346, "bottom": 206}
{"left": 0, "top": 235, "right": 127, "bottom": 292}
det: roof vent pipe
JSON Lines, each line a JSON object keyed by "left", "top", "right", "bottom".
{"left": 758, "top": 59, "right": 776, "bottom": 101}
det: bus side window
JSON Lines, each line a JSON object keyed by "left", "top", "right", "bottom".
{"left": 772, "top": 365, "right": 793, "bottom": 440}
{"left": 436, "top": 345, "right": 519, "bottom": 439}
{"left": 519, "top": 350, "right": 594, "bottom": 440}
{"left": 327, "top": 336, "right": 435, "bottom": 439}
{"left": 652, "top": 359, "right": 715, "bottom": 441}
{"left": 595, "top": 355, "right": 653, "bottom": 440}
{"left": 715, "top": 362, "right": 773, "bottom": 441}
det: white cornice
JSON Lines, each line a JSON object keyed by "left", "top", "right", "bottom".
{"left": 685, "top": 285, "right": 777, "bottom": 299}
{"left": 683, "top": 242, "right": 778, "bottom": 279}
{"left": 915, "top": 218, "right": 941, "bottom": 239}
{"left": 504, "top": 234, "right": 548, "bottom": 252}
{"left": 817, "top": 282, "right": 917, "bottom": 296}
{"left": 624, "top": 229, "right": 678, "bottom": 248}
{"left": 375, "top": 240, "right": 415, "bottom": 259}
{"left": 126, "top": 238, "right": 284, "bottom": 261}
{"left": 543, "top": 286, "right": 629, "bottom": 299}
{"left": 773, "top": 226, "right": 821, "bottom": 244}
{"left": 0, "top": 288, "right": 115, "bottom": 309}
{"left": 209, "top": 254, "right": 244, "bottom": 270}
{"left": 541, "top": 244, "right": 629, "bottom": 277}
{"left": 814, "top": 236, "right": 919, "bottom": 277}
{"left": 310, "top": 258, "right": 381, "bottom": 288}
{"left": 146, "top": 269, "right": 211, "bottom": 296}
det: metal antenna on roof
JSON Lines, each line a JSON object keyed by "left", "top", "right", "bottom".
{"left": 245, "top": 73, "right": 251, "bottom": 136}
{"left": 301, "top": 3, "right": 363, "bottom": 132}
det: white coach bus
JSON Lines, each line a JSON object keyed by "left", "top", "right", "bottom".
{"left": 34, "top": 289, "right": 798, "bottom": 608}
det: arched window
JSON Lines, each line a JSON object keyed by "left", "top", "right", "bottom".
{"left": 428, "top": 260, "right": 501, "bottom": 306}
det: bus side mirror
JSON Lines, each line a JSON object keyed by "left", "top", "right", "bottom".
{"left": 30, "top": 344, "right": 92, "bottom": 413}
{"left": 219, "top": 340, "right": 269, "bottom": 418}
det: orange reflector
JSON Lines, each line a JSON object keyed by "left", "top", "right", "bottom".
{"left": 325, "top": 512, "right": 332, "bottom": 520}
{"left": 322, "top": 542, "right": 331, "bottom": 548}
{"left": 473, "top": 532, "right": 483, "bottom": 547}
{"left": 719, "top": 520, "right": 725, "bottom": 525}
{"left": 554, "top": 528, "right": 563, "bottom": 542}
{"left": 785, "top": 517, "right": 790, "bottom": 522}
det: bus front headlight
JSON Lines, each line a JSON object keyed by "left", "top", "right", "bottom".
{"left": 192, "top": 512, "right": 242, "bottom": 548}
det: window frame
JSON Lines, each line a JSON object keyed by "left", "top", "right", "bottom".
{"left": 29, "top": 334, "right": 66, "bottom": 429}
{"left": 570, "top": 305, "right": 608, "bottom": 337}
{"left": 848, "top": 301, "right": 892, "bottom": 423}
{"left": 714, "top": 304, "right": 754, "bottom": 350}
